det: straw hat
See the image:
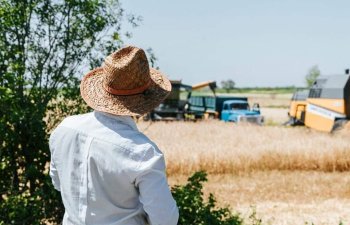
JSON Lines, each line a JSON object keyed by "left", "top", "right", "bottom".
{"left": 80, "top": 46, "right": 172, "bottom": 116}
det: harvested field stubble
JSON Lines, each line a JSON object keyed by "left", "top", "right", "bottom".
{"left": 137, "top": 121, "right": 350, "bottom": 175}
{"left": 168, "top": 171, "right": 350, "bottom": 225}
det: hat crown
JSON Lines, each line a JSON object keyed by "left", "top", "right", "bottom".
{"left": 102, "top": 46, "right": 151, "bottom": 92}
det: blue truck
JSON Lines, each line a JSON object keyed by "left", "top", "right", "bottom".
{"left": 187, "top": 95, "right": 264, "bottom": 124}
{"left": 220, "top": 99, "right": 263, "bottom": 124}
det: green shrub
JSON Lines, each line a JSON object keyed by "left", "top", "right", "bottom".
{"left": 171, "top": 171, "right": 244, "bottom": 225}
{"left": 0, "top": 0, "right": 138, "bottom": 223}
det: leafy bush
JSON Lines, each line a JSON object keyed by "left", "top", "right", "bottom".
{"left": 0, "top": 0, "right": 138, "bottom": 223}
{"left": 171, "top": 171, "right": 244, "bottom": 225}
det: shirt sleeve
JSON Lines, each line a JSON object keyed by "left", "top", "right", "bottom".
{"left": 135, "top": 145, "right": 179, "bottom": 225}
{"left": 49, "top": 159, "right": 61, "bottom": 191}
{"left": 49, "top": 132, "right": 61, "bottom": 192}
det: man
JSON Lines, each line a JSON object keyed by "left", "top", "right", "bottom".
{"left": 49, "top": 46, "right": 179, "bottom": 225}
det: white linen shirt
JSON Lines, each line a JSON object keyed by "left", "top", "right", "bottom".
{"left": 49, "top": 111, "right": 179, "bottom": 225}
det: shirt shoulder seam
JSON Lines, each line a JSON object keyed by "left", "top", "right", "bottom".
{"left": 58, "top": 124, "right": 150, "bottom": 156}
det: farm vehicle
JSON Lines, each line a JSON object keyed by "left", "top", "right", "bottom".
{"left": 145, "top": 79, "right": 263, "bottom": 124}
{"left": 221, "top": 100, "right": 263, "bottom": 124}
{"left": 143, "top": 80, "right": 217, "bottom": 121}
{"left": 287, "top": 69, "right": 350, "bottom": 132}
{"left": 187, "top": 95, "right": 264, "bottom": 124}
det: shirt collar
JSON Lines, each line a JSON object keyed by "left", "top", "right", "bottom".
{"left": 93, "top": 111, "right": 139, "bottom": 131}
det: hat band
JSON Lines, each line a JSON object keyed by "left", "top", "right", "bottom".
{"left": 103, "top": 80, "right": 152, "bottom": 96}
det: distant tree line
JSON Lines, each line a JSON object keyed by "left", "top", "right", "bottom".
{"left": 220, "top": 79, "right": 236, "bottom": 93}
{"left": 219, "top": 65, "right": 321, "bottom": 94}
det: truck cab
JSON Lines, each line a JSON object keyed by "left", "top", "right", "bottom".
{"left": 221, "top": 100, "right": 264, "bottom": 124}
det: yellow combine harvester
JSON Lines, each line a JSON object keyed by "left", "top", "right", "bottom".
{"left": 288, "top": 70, "right": 350, "bottom": 132}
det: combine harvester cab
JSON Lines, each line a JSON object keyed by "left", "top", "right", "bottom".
{"left": 288, "top": 71, "right": 350, "bottom": 132}
{"left": 286, "top": 89, "right": 309, "bottom": 126}
{"left": 221, "top": 100, "right": 264, "bottom": 125}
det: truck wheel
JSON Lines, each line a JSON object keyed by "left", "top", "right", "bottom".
{"left": 176, "top": 113, "right": 184, "bottom": 120}
{"left": 143, "top": 113, "right": 151, "bottom": 121}
{"left": 332, "top": 119, "right": 348, "bottom": 131}
{"left": 208, "top": 114, "right": 215, "bottom": 119}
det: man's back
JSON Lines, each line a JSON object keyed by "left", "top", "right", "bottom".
{"left": 49, "top": 111, "right": 178, "bottom": 225}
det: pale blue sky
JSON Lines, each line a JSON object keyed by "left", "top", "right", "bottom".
{"left": 121, "top": 0, "right": 350, "bottom": 87}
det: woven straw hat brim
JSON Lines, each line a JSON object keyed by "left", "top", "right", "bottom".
{"left": 80, "top": 67, "right": 171, "bottom": 116}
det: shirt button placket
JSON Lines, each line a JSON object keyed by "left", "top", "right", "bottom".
{"left": 78, "top": 136, "right": 93, "bottom": 223}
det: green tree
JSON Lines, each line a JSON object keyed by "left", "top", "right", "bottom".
{"left": 146, "top": 48, "right": 159, "bottom": 69}
{"left": 305, "top": 65, "right": 321, "bottom": 87}
{"left": 221, "top": 79, "right": 236, "bottom": 93}
{"left": 0, "top": 0, "right": 139, "bottom": 223}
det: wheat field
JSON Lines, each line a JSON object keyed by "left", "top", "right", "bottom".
{"left": 136, "top": 111, "right": 350, "bottom": 225}
{"left": 137, "top": 120, "right": 350, "bottom": 175}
